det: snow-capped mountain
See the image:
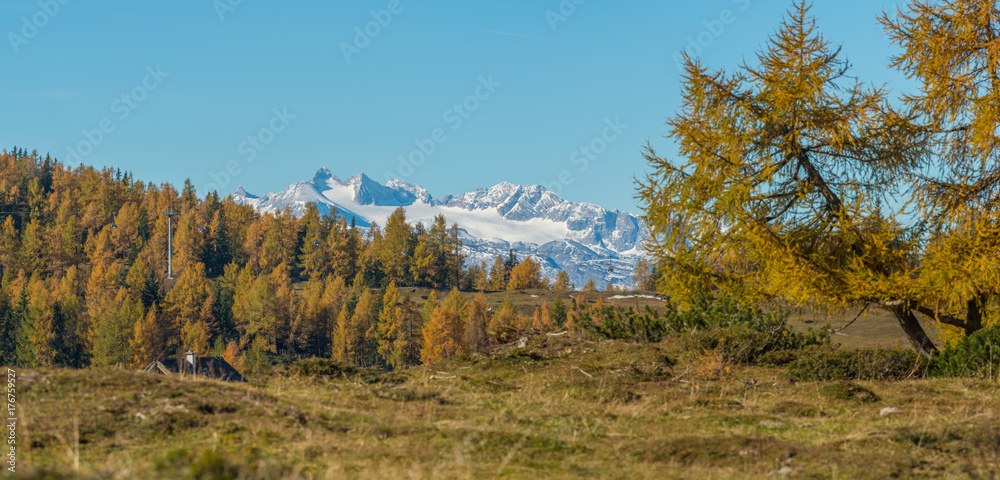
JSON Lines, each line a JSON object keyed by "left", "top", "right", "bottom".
{"left": 231, "top": 167, "right": 647, "bottom": 289}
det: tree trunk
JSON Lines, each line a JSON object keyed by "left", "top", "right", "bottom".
{"left": 965, "top": 296, "right": 984, "bottom": 337}
{"left": 889, "top": 305, "right": 937, "bottom": 358}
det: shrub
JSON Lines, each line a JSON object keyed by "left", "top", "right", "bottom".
{"left": 818, "top": 382, "right": 880, "bottom": 403}
{"left": 786, "top": 346, "right": 927, "bottom": 381}
{"left": 932, "top": 325, "right": 1000, "bottom": 379}
{"left": 575, "top": 293, "right": 829, "bottom": 365}
{"left": 680, "top": 295, "right": 829, "bottom": 365}
{"left": 285, "top": 358, "right": 360, "bottom": 378}
{"left": 277, "top": 358, "right": 400, "bottom": 384}
{"left": 575, "top": 305, "right": 670, "bottom": 343}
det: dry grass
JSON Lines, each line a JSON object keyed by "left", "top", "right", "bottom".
{"left": 15, "top": 329, "right": 1000, "bottom": 479}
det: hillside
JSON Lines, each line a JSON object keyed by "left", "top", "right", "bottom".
{"left": 18, "top": 332, "right": 999, "bottom": 479}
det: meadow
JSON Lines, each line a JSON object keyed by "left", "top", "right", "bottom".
{"left": 14, "top": 291, "right": 999, "bottom": 479}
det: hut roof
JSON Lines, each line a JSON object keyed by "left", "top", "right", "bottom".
{"left": 141, "top": 356, "right": 244, "bottom": 382}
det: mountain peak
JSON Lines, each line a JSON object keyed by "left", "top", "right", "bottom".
{"left": 312, "top": 167, "right": 334, "bottom": 185}
{"left": 347, "top": 172, "right": 370, "bottom": 184}
{"left": 234, "top": 186, "right": 256, "bottom": 199}
{"left": 387, "top": 178, "right": 432, "bottom": 204}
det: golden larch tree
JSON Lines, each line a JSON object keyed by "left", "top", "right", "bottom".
{"left": 637, "top": 2, "right": 940, "bottom": 355}
{"left": 421, "top": 288, "right": 467, "bottom": 363}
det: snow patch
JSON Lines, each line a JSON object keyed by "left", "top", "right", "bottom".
{"left": 607, "top": 295, "right": 665, "bottom": 301}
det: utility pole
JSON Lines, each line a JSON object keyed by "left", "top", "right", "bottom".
{"left": 162, "top": 208, "right": 180, "bottom": 279}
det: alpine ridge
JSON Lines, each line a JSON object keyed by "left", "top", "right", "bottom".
{"left": 231, "top": 168, "right": 647, "bottom": 289}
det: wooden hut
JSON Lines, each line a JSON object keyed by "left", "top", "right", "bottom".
{"left": 141, "top": 350, "right": 244, "bottom": 382}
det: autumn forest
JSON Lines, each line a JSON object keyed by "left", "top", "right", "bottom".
{"left": 0, "top": 148, "right": 616, "bottom": 375}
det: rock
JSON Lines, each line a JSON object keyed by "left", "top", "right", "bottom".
{"left": 879, "top": 407, "right": 901, "bottom": 416}
{"left": 760, "top": 419, "right": 786, "bottom": 429}
{"left": 738, "top": 448, "right": 759, "bottom": 457}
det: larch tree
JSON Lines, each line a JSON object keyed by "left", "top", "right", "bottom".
{"left": 421, "top": 290, "right": 438, "bottom": 326}
{"left": 330, "top": 304, "right": 352, "bottom": 363}
{"left": 0, "top": 216, "right": 19, "bottom": 271}
{"left": 111, "top": 202, "right": 143, "bottom": 261}
{"left": 18, "top": 219, "right": 43, "bottom": 274}
{"left": 487, "top": 255, "right": 508, "bottom": 292}
{"left": 632, "top": 258, "right": 654, "bottom": 291}
{"left": 222, "top": 339, "right": 244, "bottom": 374}
{"left": 22, "top": 276, "right": 53, "bottom": 366}
{"left": 242, "top": 216, "right": 268, "bottom": 274}
{"left": 465, "top": 292, "right": 490, "bottom": 353}
{"left": 465, "top": 261, "right": 489, "bottom": 292}
{"left": 399, "top": 295, "right": 423, "bottom": 365}
{"left": 375, "top": 283, "right": 408, "bottom": 369}
{"left": 171, "top": 213, "right": 205, "bottom": 276}
{"left": 46, "top": 202, "right": 82, "bottom": 276}
{"left": 260, "top": 212, "right": 296, "bottom": 274}
{"left": 346, "top": 289, "right": 378, "bottom": 366}
{"left": 51, "top": 266, "right": 87, "bottom": 367}
{"left": 204, "top": 207, "right": 235, "bottom": 277}
{"left": 232, "top": 264, "right": 266, "bottom": 345}
{"left": 0, "top": 288, "right": 18, "bottom": 366}
{"left": 85, "top": 258, "right": 122, "bottom": 346}
{"left": 446, "top": 225, "right": 464, "bottom": 289}
{"left": 488, "top": 296, "right": 520, "bottom": 345}
{"left": 358, "top": 222, "right": 385, "bottom": 288}
{"left": 162, "top": 262, "right": 214, "bottom": 352}
{"left": 881, "top": 0, "right": 1000, "bottom": 339}
{"left": 381, "top": 207, "right": 412, "bottom": 285}
{"left": 233, "top": 263, "right": 297, "bottom": 354}
{"left": 85, "top": 225, "right": 117, "bottom": 271}
{"left": 293, "top": 276, "right": 334, "bottom": 357}
{"left": 131, "top": 304, "right": 164, "bottom": 367}
{"left": 92, "top": 288, "right": 143, "bottom": 367}
{"left": 532, "top": 303, "right": 553, "bottom": 332}
{"left": 637, "top": 2, "right": 942, "bottom": 356}
{"left": 508, "top": 256, "right": 542, "bottom": 290}
{"left": 410, "top": 235, "right": 436, "bottom": 288}
{"left": 270, "top": 263, "right": 299, "bottom": 354}
{"left": 297, "top": 203, "right": 330, "bottom": 280}
{"left": 553, "top": 270, "right": 573, "bottom": 291}
{"left": 421, "top": 288, "right": 467, "bottom": 363}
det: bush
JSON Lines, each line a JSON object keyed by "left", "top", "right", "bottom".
{"left": 277, "top": 358, "right": 399, "bottom": 384}
{"left": 285, "top": 358, "right": 360, "bottom": 378}
{"left": 575, "top": 305, "right": 670, "bottom": 343}
{"left": 932, "top": 325, "right": 1000, "bottom": 379}
{"left": 818, "top": 382, "right": 880, "bottom": 403}
{"left": 681, "top": 295, "right": 829, "bottom": 364}
{"left": 575, "top": 294, "right": 829, "bottom": 365}
{"left": 787, "top": 346, "right": 927, "bottom": 381}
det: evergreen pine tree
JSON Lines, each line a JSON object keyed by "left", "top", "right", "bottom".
{"left": 0, "top": 288, "right": 18, "bottom": 366}
{"left": 551, "top": 297, "right": 568, "bottom": 329}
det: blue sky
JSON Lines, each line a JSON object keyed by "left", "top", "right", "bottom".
{"left": 2, "top": 0, "right": 908, "bottom": 213}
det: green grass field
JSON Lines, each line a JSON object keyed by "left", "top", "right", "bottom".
{"left": 12, "top": 291, "right": 994, "bottom": 479}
